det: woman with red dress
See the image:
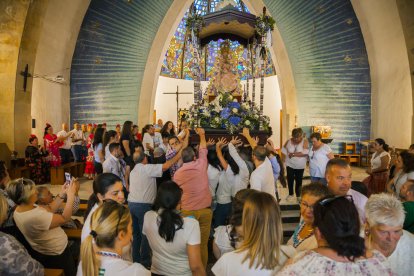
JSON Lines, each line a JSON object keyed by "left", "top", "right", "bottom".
{"left": 84, "top": 123, "right": 96, "bottom": 179}
{"left": 43, "top": 123, "right": 63, "bottom": 167}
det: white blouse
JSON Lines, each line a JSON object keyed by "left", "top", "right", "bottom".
{"left": 282, "top": 139, "right": 309, "bottom": 169}
{"left": 371, "top": 151, "right": 390, "bottom": 170}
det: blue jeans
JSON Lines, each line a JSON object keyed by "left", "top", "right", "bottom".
{"left": 213, "top": 202, "right": 232, "bottom": 228}
{"left": 128, "top": 202, "right": 152, "bottom": 267}
{"left": 71, "top": 145, "right": 84, "bottom": 162}
{"left": 311, "top": 177, "right": 327, "bottom": 186}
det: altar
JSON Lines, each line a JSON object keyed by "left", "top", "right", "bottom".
{"left": 179, "top": 3, "right": 275, "bottom": 141}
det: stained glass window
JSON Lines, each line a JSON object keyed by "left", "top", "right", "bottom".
{"left": 160, "top": 0, "right": 276, "bottom": 80}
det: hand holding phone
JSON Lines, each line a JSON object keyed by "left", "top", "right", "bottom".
{"left": 65, "top": 172, "right": 71, "bottom": 186}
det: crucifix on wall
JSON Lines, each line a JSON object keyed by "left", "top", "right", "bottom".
{"left": 163, "top": 85, "right": 193, "bottom": 126}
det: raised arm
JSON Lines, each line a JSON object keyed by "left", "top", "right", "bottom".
{"left": 49, "top": 179, "right": 77, "bottom": 229}
{"left": 196, "top": 128, "right": 206, "bottom": 149}
{"left": 216, "top": 137, "right": 228, "bottom": 170}
{"left": 242, "top": 128, "right": 257, "bottom": 148}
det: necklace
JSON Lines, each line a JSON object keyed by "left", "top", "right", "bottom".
{"left": 96, "top": 251, "right": 123, "bottom": 260}
{"left": 292, "top": 221, "right": 314, "bottom": 248}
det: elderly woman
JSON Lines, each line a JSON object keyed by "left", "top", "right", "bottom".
{"left": 287, "top": 182, "right": 330, "bottom": 252}
{"left": 279, "top": 196, "right": 393, "bottom": 275}
{"left": 363, "top": 138, "right": 391, "bottom": 195}
{"left": 0, "top": 193, "right": 44, "bottom": 275}
{"left": 308, "top": 132, "right": 334, "bottom": 185}
{"left": 36, "top": 185, "right": 81, "bottom": 229}
{"left": 7, "top": 178, "right": 78, "bottom": 275}
{"left": 281, "top": 128, "right": 309, "bottom": 201}
{"left": 25, "top": 134, "right": 49, "bottom": 184}
{"left": 364, "top": 193, "right": 414, "bottom": 276}
{"left": 386, "top": 150, "right": 414, "bottom": 198}
{"left": 0, "top": 161, "right": 14, "bottom": 228}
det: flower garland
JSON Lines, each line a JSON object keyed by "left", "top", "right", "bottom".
{"left": 255, "top": 11, "right": 275, "bottom": 36}
{"left": 186, "top": 91, "right": 270, "bottom": 134}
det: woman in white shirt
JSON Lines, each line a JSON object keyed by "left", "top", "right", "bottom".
{"left": 143, "top": 181, "right": 205, "bottom": 276}
{"left": 213, "top": 189, "right": 258, "bottom": 259}
{"left": 281, "top": 128, "right": 309, "bottom": 201}
{"left": 82, "top": 173, "right": 125, "bottom": 242}
{"left": 212, "top": 192, "right": 288, "bottom": 275}
{"left": 7, "top": 178, "right": 77, "bottom": 275}
{"left": 308, "top": 132, "right": 334, "bottom": 185}
{"left": 93, "top": 127, "right": 105, "bottom": 174}
{"left": 78, "top": 200, "right": 149, "bottom": 276}
{"left": 387, "top": 150, "right": 414, "bottom": 198}
{"left": 214, "top": 138, "right": 239, "bottom": 227}
{"left": 363, "top": 138, "right": 391, "bottom": 195}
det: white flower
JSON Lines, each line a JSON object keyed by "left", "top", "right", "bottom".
{"left": 229, "top": 95, "right": 233, "bottom": 100}
{"left": 245, "top": 120, "right": 251, "bottom": 126}
{"left": 214, "top": 117, "right": 220, "bottom": 122}
{"left": 233, "top": 99, "right": 238, "bottom": 102}
{"left": 232, "top": 108, "right": 238, "bottom": 113}
{"left": 254, "top": 114, "right": 259, "bottom": 119}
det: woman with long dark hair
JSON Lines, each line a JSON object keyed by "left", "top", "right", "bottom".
{"left": 143, "top": 181, "right": 205, "bottom": 276}
{"left": 120, "top": 121, "right": 134, "bottom": 167}
{"left": 93, "top": 127, "right": 105, "bottom": 174}
{"left": 81, "top": 173, "right": 125, "bottom": 242}
{"left": 278, "top": 196, "right": 393, "bottom": 275}
{"left": 160, "top": 121, "right": 176, "bottom": 136}
{"left": 363, "top": 138, "right": 391, "bottom": 195}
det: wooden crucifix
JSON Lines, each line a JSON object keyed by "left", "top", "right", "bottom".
{"left": 163, "top": 85, "right": 193, "bottom": 126}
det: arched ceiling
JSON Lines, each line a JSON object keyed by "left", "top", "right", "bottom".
{"left": 70, "top": 0, "right": 371, "bottom": 147}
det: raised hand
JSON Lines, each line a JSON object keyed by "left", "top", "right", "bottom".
{"left": 195, "top": 128, "right": 205, "bottom": 136}
{"left": 216, "top": 137, "right": 228, "bottom": 149}
{"left": 230, "top": 136, "right": 242, "bottom": 146}
{"left": 242, "top": 127, "right": 251, "bottom": 138}
{"left": 253, "top": 136, "right": 259, "bottom": 145}
{"left": 207, "top": 138, "right": 215, "bottom": 146}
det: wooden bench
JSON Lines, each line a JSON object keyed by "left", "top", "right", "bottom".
{"left": 44, "top": 269, "right": 64, "bottom": 276}
{"left": 64, "top": 228, "right": 82, "bottom": 240}
{"left": 334, "top": 154, "right": 361, "bottom": 166}
{"left": 50, "top": 162, "right": 85, "bottom": 185}
{"left": 8, "top": 166, "right": 31, "bottom": 179}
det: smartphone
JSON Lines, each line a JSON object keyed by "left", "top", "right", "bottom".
{"left": 65, "top": 172, "right": 71, "bottom": 185}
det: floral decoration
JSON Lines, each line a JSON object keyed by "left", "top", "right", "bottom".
{"left": 186, "top": 91, "right": 271, "bottom": 134}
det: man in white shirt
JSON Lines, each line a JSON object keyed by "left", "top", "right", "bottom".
{"left": 56, "top": 123, "right": 73, "bottom": 164}
{"left": 128, "top": 147, "right": 184, "bottom": 267}
{"left": 71, "top": 122, "right": 86, "bottom": 162}
{"left": 103, "top": 143, "right": 126, "bottom": 190}
{"left": 142, "top": 125, "right": 163, "bottom": 156}
{"left": 241, "top": 128, "right": 276, "bottom": 198}
{"left": 326, "top": 158, "right": 368, "bottom": 222}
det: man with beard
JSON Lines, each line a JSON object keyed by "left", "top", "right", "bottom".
{"left": 399, "top": 180, "right": 414, "bottom": 233}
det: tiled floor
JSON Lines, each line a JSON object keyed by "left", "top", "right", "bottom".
{"left": 45, "top": 165, "right": 368, "bottom": 202}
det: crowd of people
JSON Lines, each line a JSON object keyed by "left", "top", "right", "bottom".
{"left": 1, "top": 119, "right": 414, "bottom": 276}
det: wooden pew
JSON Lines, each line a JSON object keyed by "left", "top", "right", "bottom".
{"left": 64, "top": 228, "right": 82, "bottom": 240}
{"left": 50, "top": 162, "right": 85, "bottom": 185}
{"left": 8, "top": 166, "right": 31, "bottom": 179}
{"left": 44, "top": 269, "right": 64, "bottom": 276}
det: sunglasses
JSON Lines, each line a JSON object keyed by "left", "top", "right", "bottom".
{"left": 318, "top": 195, "right": 354, "bottom": 206}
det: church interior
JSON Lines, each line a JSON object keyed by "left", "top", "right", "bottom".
{"left": 1, "top": 0, "right": 414, "bottom": 275}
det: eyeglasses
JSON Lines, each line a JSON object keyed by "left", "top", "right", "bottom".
{"left": 318, "top": 195, "right": 354, "bottom": 206}
{"left": 300, "top": 201, "right": 314, "bottom": 211}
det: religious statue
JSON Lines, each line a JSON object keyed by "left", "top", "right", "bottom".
{"left": 205, "top": 40, "right": 243, "bottom": 102}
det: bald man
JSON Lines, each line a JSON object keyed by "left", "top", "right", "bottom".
{"left": 57, "top": 123, "right": 73, "bottom": 164}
